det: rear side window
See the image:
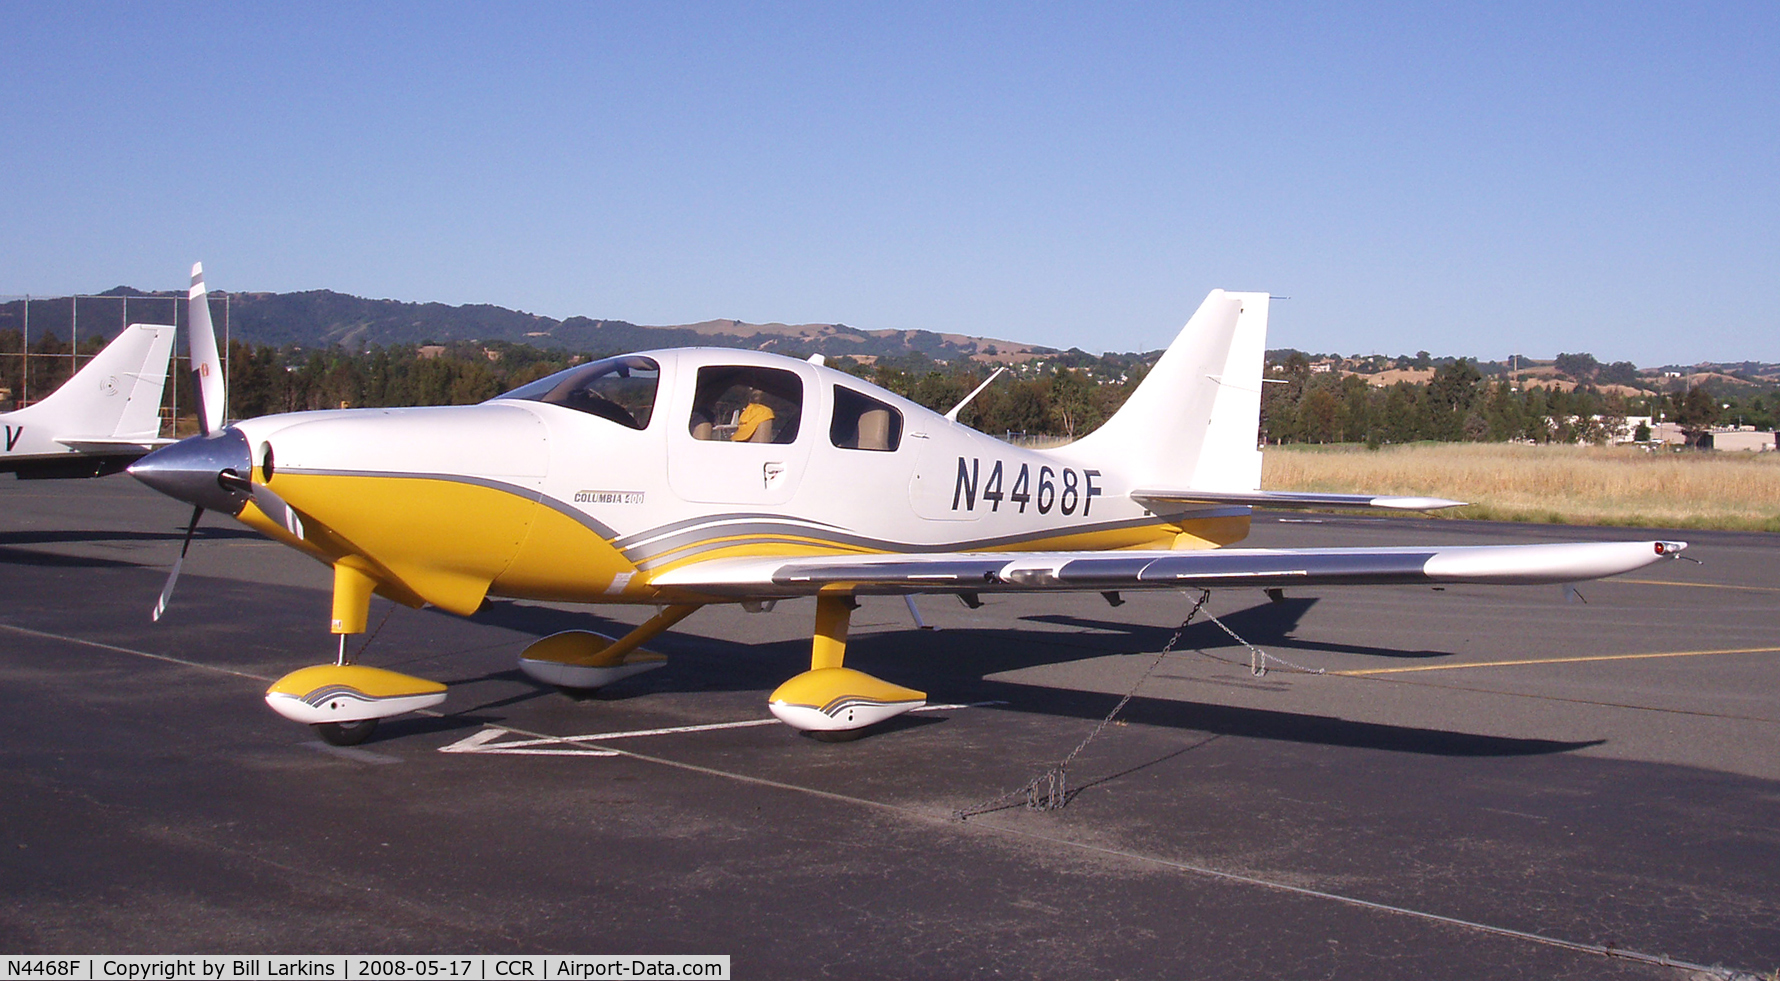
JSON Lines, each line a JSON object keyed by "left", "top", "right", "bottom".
{"left": 830, "top": 386, "right": 902, "bottom": 452}
{"left": 689, "top": 366, "right": 804, "bottom": 444}
{"left": 496, "top": 355, "right": 659, "bottom": 430}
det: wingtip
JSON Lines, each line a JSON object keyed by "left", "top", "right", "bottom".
{"left": 1370, "top": 496, "right": 1468, "bottom": 511}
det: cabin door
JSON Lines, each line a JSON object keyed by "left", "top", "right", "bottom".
{"left": 666, "top": 363, "right": 814, "bottom": 506}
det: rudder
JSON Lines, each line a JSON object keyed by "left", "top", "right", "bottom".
{"left": 1064, "top": 290, "right": 1269, "bottom": 491}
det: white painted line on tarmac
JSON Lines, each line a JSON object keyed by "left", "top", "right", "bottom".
{"left": 440, "top": 701, "right": 1006, "bottom": 757}
{"left": 0, "top": 621, "right": 274, "bottom": 682}
{"left": 439, "top": 728, "right": 506, "bottom": 751}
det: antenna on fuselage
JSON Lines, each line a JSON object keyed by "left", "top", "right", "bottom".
{"left": 944, "top": 366, "right": 1007, "bottom": 423}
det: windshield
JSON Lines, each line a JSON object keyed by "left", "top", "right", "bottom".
{"left": 495, "top": 355, "right": 660, "bottom": 430}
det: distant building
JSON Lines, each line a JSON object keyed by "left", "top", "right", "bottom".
{"left": 1700, "top": 429, "right": 1778, "bottom": 452}
{"left": 1648, "top": 422, "right": 1689, "bottom": 446}
{"left": 1618, "top": 415, "right": 1653, "bottom": 444}
{"left": 1308, "top": 362, "right": 1333, "bottom": 374}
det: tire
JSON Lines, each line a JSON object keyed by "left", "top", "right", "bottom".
{"left": 313, "top": 718, "right": 379, "bottom": 746}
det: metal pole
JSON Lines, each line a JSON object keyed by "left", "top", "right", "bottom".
{"left": 223, "top": 292, "right": 230, "bottom": 422}
{"left": 171, "top": 290, "right": 179, "bottom": 429}
{"left": 70, "top": 295, "right": 77, "bottom": 378}
{"left": 19, "top": 294, "right": 27, "bottom": 404}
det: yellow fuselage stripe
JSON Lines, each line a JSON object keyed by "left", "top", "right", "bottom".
{"left": 1335, "top": 646, "right": 1780, "bottom": 677}
{"left": 1614, "top": 578, "right": 1780, "bottom": 594}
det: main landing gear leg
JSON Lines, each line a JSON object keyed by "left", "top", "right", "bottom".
{"left": 517, "top": 604, "right": 702, "bottom": 689}
{"left": 768, "top": 591, "right": 926, "bottom": 737}
{"left": 264, "top": 560, "right": 446, "bottom": 746}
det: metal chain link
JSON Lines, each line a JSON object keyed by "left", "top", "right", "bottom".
{"left": 955, "top": 588, "right": 1325, "bottom": 820}
{"left": 1193, "top": 607, "right": 1327, "bottom": 678}
{"left": 345, "top": 599, "right": 399, "bottom": 665}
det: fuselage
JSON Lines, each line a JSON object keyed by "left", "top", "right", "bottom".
{"left": 160, "top": 347, "right": 1250, "bottom": 615}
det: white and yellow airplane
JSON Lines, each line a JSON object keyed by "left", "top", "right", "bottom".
{"left": 129, "top": 289, "right": 1687, "bottom": 745}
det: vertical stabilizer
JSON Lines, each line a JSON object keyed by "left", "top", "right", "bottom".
{"left": 187, "top": 262, "right": 226, "bottom": 435}
{"left": 1190, "top": 292, "right": 1268, "bottom": 491}
{"left": 1063, "top": 290, "right": 1269, "bottom": 491}
{"left": 12, "top": 323, "right": 175, "bottom": 441}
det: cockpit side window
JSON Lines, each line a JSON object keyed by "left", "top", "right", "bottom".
{"left": 830, "top": 385, "right": 903, "bottom": 452}
{"left": 495, "top": 355, "right": 659, "bottom": 430}
{"left": 689, "top": 366, "right": 803, "bottom": 444}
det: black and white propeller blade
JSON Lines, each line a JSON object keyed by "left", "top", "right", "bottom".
{"left": 153, "top": 505, "right": 204, "bottom": 622}
{"left": 140, "top": 262, "right": 233, "bottom": 621}
{"left": 187, "top": 262, "right": 226, "bottom": 438}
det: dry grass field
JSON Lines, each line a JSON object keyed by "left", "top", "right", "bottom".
{"left": 1263, "top": 442, "right": 1780, "bottom": 532}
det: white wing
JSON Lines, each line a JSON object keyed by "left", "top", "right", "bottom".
{"left": 648, "top": 540, "right": 1686, "bottom": 598}
{"left": 1133, "top": 488, "right": 1466, "bottom": 512}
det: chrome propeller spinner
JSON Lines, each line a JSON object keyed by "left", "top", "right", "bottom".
{"left": 130, "top": 428, "right": 306, "bottom": 621}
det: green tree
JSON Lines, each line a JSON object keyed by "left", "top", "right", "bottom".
{"left": 1297, "top": 385, "right": 1342, "bottom": 443}
{"left": 1048, "top": 369, "right": 1097, "bottom": 438}
{"left": 1424, "top": 359, "right": 1482, "bottom": 440}
{"left": 1340, "top": 374, "right": 1375, "bottom": 443}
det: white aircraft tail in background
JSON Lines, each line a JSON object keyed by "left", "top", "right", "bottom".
{"left": 2, "top": 262, "right": 225, "bottom": 480}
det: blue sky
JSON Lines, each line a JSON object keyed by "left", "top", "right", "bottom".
{"left": 2, "top": 2, "right": 1774, "bottom": 365}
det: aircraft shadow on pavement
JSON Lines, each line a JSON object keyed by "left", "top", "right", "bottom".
{"left": 987, "top": 681, "right": 1601, "bottom": 758}
{"left": 454, "top": 598, "right": 1593, "bottom": 760}
{"left": 1021, "top": 596, "right": 1454, "bottom": 661}
{"left": 0, "top": 544, "right": 140, "bottom": 568}
{"left": 0, "top": 528, "right": 262, "bottom": 569}
{"left": 0, "top": 528, "right": 262, "bottom": 546}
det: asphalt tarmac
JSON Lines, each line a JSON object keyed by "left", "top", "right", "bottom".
{"left": 2, "top": 478, "right": 1777, "bottom": 979}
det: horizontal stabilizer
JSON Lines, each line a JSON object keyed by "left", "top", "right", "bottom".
{"left": 56, "top": 437, "right": 178, "bottom": 451}
{"left": 1133, "top": 488, "right": 1466, "bottom": 512}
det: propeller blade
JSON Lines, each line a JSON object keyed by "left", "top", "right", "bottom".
{"left": 186, "top": 263, "right": 226, "bottom": 437}
{"left": 153, "top": 505, "right": 204, "bottom": 622}
{"left": 218, "top": 469, "right": 305, "bottom": 540}
{"left": 254, "top": 486, "right": 305, "bottom": 540}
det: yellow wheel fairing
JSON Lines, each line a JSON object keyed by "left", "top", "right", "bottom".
{"left": 264, "top": 664, "right": 448, "bottom": 725}
{"left": 767, "top": 667, "right": 927, "bottom": 732}
{"left": 519, "top": 630, "right": 670, "bottom": 668}
{"left": 515, "top": 629, "right": 672, "bottom": 689}
{"left": 268, "top": 664, "right": 449, "bottom": 699}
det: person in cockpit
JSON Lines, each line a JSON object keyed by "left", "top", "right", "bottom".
{"left": 732, "top": 388, "right": 775, "bottom": 443}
